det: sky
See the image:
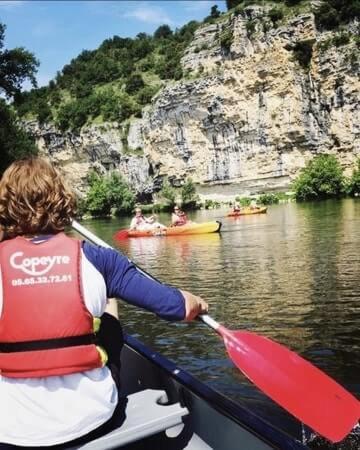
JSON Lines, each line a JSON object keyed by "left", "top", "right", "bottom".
{"left": 0, "top": 0, "right": 226, "bottom": 89}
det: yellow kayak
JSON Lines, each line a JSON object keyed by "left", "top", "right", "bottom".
{"left": 227, "top": 207, "right": 267, "bottom": 217}
{"left": 115, "top": 221, "right": 222, "bottom": 239}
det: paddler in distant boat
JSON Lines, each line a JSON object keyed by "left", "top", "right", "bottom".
{"left": 171, "top": 205, "right": 189, "bottom": 227}
{"left": 249, "top": 199, "right": 260, "bottom": 210}
{"left": 233, "top": 202, "right": 242, "bottom": 213}
{"left": 129, "top": 207, "right": 166, "bottom": 231}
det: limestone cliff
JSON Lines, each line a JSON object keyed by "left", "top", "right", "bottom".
{"left": 24, "top": 120, "right": 152, "bottom": 197}
{"left": 26, "top": 6, "right": 359, "bottom": 198}
{"left": 142, "top": 7, "right": 359, "bottom": 195}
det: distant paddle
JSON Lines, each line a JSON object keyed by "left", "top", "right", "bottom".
{"left": 114, "top": 229, "right": 129, "bottom": 240}
{"left": 72, "top": 220, "right": 360, "bottom": 443}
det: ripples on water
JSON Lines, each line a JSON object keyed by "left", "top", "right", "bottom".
{"left": 78, "top": 199, "right": 360, "bottom": 447}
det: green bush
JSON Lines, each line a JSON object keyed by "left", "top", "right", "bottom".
{"left": 0, "top": 99, "right": 38, "bottom": 174}
{"left": 125, "top": 73, "right": 145, "bottom": 95}
{"left": 159, "top": 179, "right": 176, "bottom": 207}
{"left": 246, "top": 20, "right": 257, "bottom": 37}
{"left": 181, "top": 178, "right": 200, "bottom": 209}
{"left": 315, "top": 0, "right": 360, "bottom": 31}
{"left": 36, "top": 99, "right": 52, "bottom": 124}
{"left": 154, "top": 25, "right": 173, "bottom": 40}
{"left": 235, "top": 196, "right": 251, "bottom": 206}
{"left": 269, "top": 8, "right": 283, "bottom": 25}
{"left": 136, "top": 85, "right": 159, "bottom": 105}
{"left": 293, "top": 41, "right": 313, "bottom": 68}
{"left": 85, "top": 172, "right": 135, "bottom": 216}
{"left": 220, "top": 29, "right": 234, "bottom": 53}
{"left": 293, "top": 154, "right": 346, "bottom": 200}
{"left": 347, "top": 159, "right": 360, "bottom": 196}
{"left": 226, "top": 0, "right": 242, "bottom": 9}
{"left": 204, "top": 199, "right": 221, "bottom": 209}
{"left": 332, "top": 33, "right": 350, "bottom": 47}
{"left": 258, "top": 193, "right": 280, "bottom": 205}
{"left": 56, "top": 101, "right": 87, "bottom": 131}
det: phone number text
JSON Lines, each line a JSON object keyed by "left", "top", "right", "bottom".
{"left": 11, "top": 274, "right": 72, "bottom": 287}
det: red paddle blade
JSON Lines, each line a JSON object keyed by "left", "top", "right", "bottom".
{"left": 114, "top": 230, "right": 129, "bottom": 240}
{"left": 219, "top": 327, "right": 360, "bottom": 443}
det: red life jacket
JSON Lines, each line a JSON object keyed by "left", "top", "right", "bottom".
{"left": 0, "top": 233, "right": 103, "bottom": 378}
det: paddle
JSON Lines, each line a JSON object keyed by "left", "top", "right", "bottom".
{"left": 114, "top": 229, "right": 129, "bottom": 240}
{"left": 71, "top": 219, "right": 360, "bottom": 443}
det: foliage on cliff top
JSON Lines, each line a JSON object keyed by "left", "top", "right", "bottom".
{"left": 314, "top": 0, "right": 360, "bottom": 31}
{"left": 227, "top": 0, "right": 299, "bottom": 6}
{"left": 13, "top": 20, "right": 200, "bottom": 131}
{"left": 226, "top": 0, "right": 360, "bottom": 29}
{"left": 11, "top": 0, "right": 360, "bottom": 132}
{"left": 0, "top": 23, "right": 38, "bottom": 174}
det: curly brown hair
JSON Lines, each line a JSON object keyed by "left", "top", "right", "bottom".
{"left": 0, "top": 157, "right": 76, "bottom": 237}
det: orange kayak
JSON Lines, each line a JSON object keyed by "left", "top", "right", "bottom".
{"left": 227, "top": 207, "right": 267, "bottom": 217}
{"left": 114, "top": 221, "right": 222, "bottom": 239}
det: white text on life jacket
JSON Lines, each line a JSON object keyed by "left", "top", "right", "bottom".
{"left": 10, "top": 252, "right": 70, "bottom": 276}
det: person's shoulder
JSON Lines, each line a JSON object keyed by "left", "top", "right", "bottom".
{"left": 82, "top": 240, "right": 131, "bottom": 280}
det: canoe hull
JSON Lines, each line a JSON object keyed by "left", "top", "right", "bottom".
{"left": 227, "top": 207, "right": 267, "bottom": 217}
{"left": 74, "top": 334, "right": 307, "bottom": 450}
{"left": 125, "top": 221, "right": 222, "bottom": 238}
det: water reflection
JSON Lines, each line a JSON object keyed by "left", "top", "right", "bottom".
{"left": 78, "top": 200, "right": 360, "bottom": 445}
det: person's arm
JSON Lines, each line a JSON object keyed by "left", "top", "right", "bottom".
{"left": 83, "top": 243, "right": 208, "bottom": 321}
{"left": 145, "top": 216, "right": 155, "bottom": 224}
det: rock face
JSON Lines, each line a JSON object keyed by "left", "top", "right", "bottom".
{"left": 24, "top": 121, "right": 152, "bottom": 197}
{"left": 142, "top": 9, "right": 359, "bottom": 194}
{"left": 26, "top": 7, "right": 359, "bottom": 198}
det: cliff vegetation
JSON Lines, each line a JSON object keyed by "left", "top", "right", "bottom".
{"left": 0, "top": 23, "right": 38, "bottom": 173}
{"left": 12, "top": 1, "right": 359, "bottom": 132}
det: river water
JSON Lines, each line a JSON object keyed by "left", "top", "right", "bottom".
{"left": 78, "top": 199, "right": 360, "bottom": 446}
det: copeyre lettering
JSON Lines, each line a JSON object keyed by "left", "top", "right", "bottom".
{"left": 10, "top": 252, "right": 70, "bottom": 276}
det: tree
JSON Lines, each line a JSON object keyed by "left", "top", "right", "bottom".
{"left": 0, "top": 99, "right": 37, "bottom": 174}
{"left": 0, "top": 23, "right": 39, "bottom": 98}
{"left": 85, "top": 172, "right": 135, "bottom": 216}
{"left": 125, "top": 73, "right": 144, "bottom": 95}
{"left": 0, "top": 23, "right": 39, "bottom": 174}
{"left": 226, "top": 0, "right": 242, "bottom": 10}
{"left": 154, "top": 25, "right": 173, "bottom": 39}
{"left": 347, "top": 159, "right": 360, "bottom": 196}
{"left": 314, "top": 0, "right": 360, "bottom": 30}
{"left": 293, "top": 154, "right": 345, "bottom": 200}
{"left": 211, "top": 5, "right": 221, "bottom": 18}
{"left": 136, "top": 85, "right": 159, "bottom": 105}
{"left": 159, "top": 179, "right": 176, "bottom": 207}
{"left": 181, "top": 178, "right": 199, "bottom": 209}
